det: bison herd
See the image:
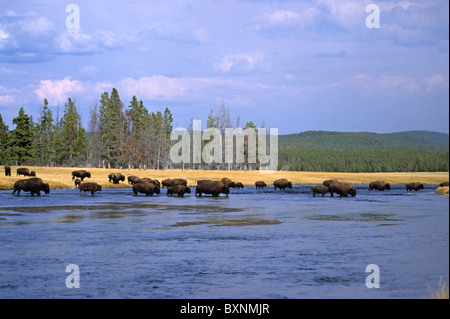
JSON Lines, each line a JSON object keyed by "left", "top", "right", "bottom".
{"left": 3, "top": 166, "right": 448, "bottom": 198}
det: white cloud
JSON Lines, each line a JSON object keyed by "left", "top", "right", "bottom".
{"left": 423, "top": 74, "right": 446, "bottom": 91}
{"left": 214, "top": 52, "right": 264, "bottom": 73}
{"left": 34, "top": 77, "right": 85, "bottom": 105}
{"left": 378, "top": 75, "right": 420, "bottom": 91}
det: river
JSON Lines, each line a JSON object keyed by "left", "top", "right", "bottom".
{"left": 0, "top": 183, "right": 448, "bottom": 299}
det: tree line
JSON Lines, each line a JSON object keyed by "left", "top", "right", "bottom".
{"left": 0, "top": 88, "right": 174, "bottom": 169}
{"left": 0, "top": 89, "right": 262, "bottom": 170}
{"left": 1, "top": 89, "right": 448, "bottom": 172}
{"left": 278, "top": 148, "right": 449, "bottom": 172}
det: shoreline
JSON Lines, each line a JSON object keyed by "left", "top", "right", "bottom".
{"left": 1, "top": 166, "right": 448, "bottom": 190}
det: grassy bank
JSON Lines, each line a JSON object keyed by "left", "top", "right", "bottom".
{"left": 1, "top": 166, "right": 449, "bottom": 190}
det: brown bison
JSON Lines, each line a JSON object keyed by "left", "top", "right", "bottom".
{"left": 13, "top": 178, "right": 50, "bottom": 196}
{"left": 72, "top": 170, "right": 91, "bottom": 181}
{"left": 406, "top": 182, "right": 424, "bottom": 191}
{"left": 273, "top": 179, "right": 292, "bottom": 190}
{"left": 16, "top": 167, "right": 31, "bottom": 176}
{"left": 167, "top": 185, "right": 191, "bottom": 197}
{"left": 235, "top": 182, "right": 244, "bottom": 189}
{"left": 439, "top": 182, "right": 449, "bottom": 187}
{"left": 368, "top": 181, "right": 391, "bottom": 191}
{"left": 329, "top": 182, "right": 356, "bottom": 197}
{"left": 161, "top": 178, "right": 174, "bottom": 187}
{"left": 195, "top": 181, "right": 229, "bottom": 197}
{"left": 196, "top": 180, "right": 211, "bottom": 185}
{"left": 132, "top": 182, "right": 160, "bottom": 196}
{"left": 312, "top": 185, "right": 330, "bottom": 197}
{"left": 79, "top": 182, "right": 102, "bottom": 196}
{"left": 323, "top": 179, "right": 339, "bottom": 187}
{"left": 255, "top": 181, "right": 267, "bottom": 189}
{"left": 4, "top": 165, "right": 11, "bottom": 176}
{"left": 221, "top": 177, "right": 236, "bottom": 188}
{"left": 74, "top": 178, "right": 81, "bottom": 188}
{"left": 127, "top": 176, "right": 141, "bottom": 184}
{"left": 109, "top": 173, "right": 125, "bottom": 184}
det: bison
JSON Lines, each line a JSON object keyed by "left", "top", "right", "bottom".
{"left": 312, "top": 185, "right": 330, "bottom": 197}
{"left": 255, "top": 181, "right": 267, "bottom": 189}
{"left": 161, "top": 178, "right": 174, "bottom": 187}
{"left": 439, "top": 181, "right": 449, "bottom": 187}
{"left": 323, "top": 179, "right": 339, "bottom": 187}
{"left": 16, "top": 167, "right": 31, "bottom": 176}
{"left": 79, "top": 182, "right": 102, "bottom": 196}
{"left": 368, "top": 181, "right": 391, "bottom": 191}
{"left": 221, "top": 177, "right": 236, "bottom": 188}
{"left": 273, "top": 178, "right": 292, "bottom": 190}
{"left": 74, "top": 178, "right": 81, "bottom": 188}
{"left": 406, "top": 182, "right": 424, "bottom": 191}
{"left": 132, "top": 182, "right": 160, "bottom": 196}
{"left": 12, "top": 178, "right": 50, "bottom": 196}
{"left": 196, "top": 180, "right": 211, "bottom": 185}
{"left": 72, "top": 170, "right": 91, "bottom": 181}
{"left": 195, "top": 181, "right": 229, "bottom": 197}
{"left": 4, "top": 165, "right": 11, "bottom": 176}
{"left": 235, "top": 182, "right": 244, "bottom": 189}
{"left": 110, "top": 173, "right": 125, "bottom": 184}
{"left": 127, "top": 176, "right": 141, "bottom": 184}
{"left": 167, "top": 185, "right": 191, "bottom": 197}
{"left": 329, "top": 182, "right": 356, "bottom": 197}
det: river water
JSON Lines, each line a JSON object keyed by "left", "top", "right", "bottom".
{"left": 0, "top": 183, "right": 448, "bottom": 299}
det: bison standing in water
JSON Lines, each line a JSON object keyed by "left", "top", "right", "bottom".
{"left": 329, "top": 182, "right": 356, "bottom": 197}
{"left": 167, "top": 185, "right": 191, "bottom": 197}
{"left": 132, "top": 182, "right": 160, "bottom": 196}
{"left": 406, "top": 182, "right": 424, "bottom": 191}
{"left": 72, "top": 170, "right": 91, "bottom": 181}
{"left": 79, "top": 182, "right": 102, "bottom": 196}
{"left": 312, "top": 185, "right": 330, "bottom": 197}
{"left": 368, "top": 181, "right": 391, "bottom": 191}
{"left": 273, "top": 179, "right": 292, "bottom": 190}
{"left": 255, "top": 181, "right": 267, "bottom": 189}
{"left": 195, "top": 181, "right": 229, "bottom": 197}
{"left": 13, "top": 178, "right": 50, "bottom": 196}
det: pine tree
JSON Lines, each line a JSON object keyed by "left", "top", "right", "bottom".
{"left": 34, "top": 99, "right": 54, "bottom": 166}
{"left": 99, "top": 88, "right": 124, "bottom": 168}
{"left": 55, "top": 98, "right": 87, "bottom": 165}
{"left": 10, "top": 107, "right": 34, "bottom": 165}
{"left": 0, "top": 113, "right": 11, "bottom": 164}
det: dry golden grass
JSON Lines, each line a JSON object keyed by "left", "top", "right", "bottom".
{"left": 428, "top": 279, "right": 449, "bottom": 299}
{"left": 435, "top": 186, "right": 449, "bottom": 195}
{"left": 1, "top": 165, "right": 448, "bottom": 190}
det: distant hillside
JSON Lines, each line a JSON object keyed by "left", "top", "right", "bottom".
{"left": 278, "top": 130, "right": 449, "bottom": 172}
{"left": 279, "top": 130, "right": 449, "bottom": 151}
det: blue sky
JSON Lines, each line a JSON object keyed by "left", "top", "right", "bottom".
{"left": 0, "top": 0, "right": 448, "bottom": 134}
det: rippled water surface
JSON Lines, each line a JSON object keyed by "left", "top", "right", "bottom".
{"left": 0, "top": 184, "right": 448, "bottom": 299}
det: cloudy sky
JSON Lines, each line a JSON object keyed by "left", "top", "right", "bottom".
{"left": 0, "top": 0, "right": 448, "bottom": 134}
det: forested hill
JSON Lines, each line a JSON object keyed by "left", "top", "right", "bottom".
{"left": 279, "top": 130, "right": 449, "bottom": 151}
{"left": 278, "top": 130, "right": 449, "bottom": 172}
